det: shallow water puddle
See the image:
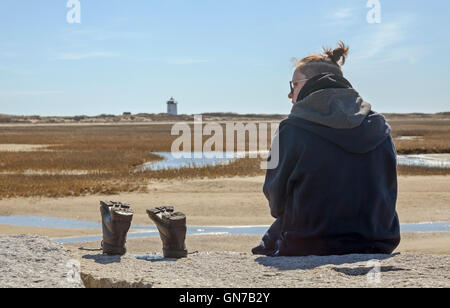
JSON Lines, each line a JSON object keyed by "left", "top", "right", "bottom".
{"left": 394, "top": 136, "right": 423, "bottom": 141}
{"left": 0, "top": 144, "right": 53, "bottom": 152}
{"left": 142, "top": 152, "right": 450, "bottom": 170}
{"left": 0, "top": 216, "right": 449, "bottom": 244}
{"left": 142, "top": 152, "right": 237, "bottom": 171}
{"left": 397, "top": 154, "right": 450, "bottom": 169}
{"left": 142, "top": 151, "right": 268, "bottom": 171}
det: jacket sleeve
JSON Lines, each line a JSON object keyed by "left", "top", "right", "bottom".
{"left": 263, "top": 123, "right": 302, "bottom": 218}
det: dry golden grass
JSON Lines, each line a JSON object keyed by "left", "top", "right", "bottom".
{"left": 0, "top": 125, "right": 171, "bottom": 173}
{"left": 388, "top": 118, "right": 450, "bottom": 175}
{"left": 0, "top": 124, "right": 176, "bottom": 150}
{"left": 0, "top": 151, "right": 162, "bottom": 172}
{"left": 0, "top": 117, "right": 448, "bottom": 199}
{"left": 0, "top": 173, "right": 144, "bottom": 198}
{"left": 390, "top": 119, "right": 450, "bottom": 154}
{"left": 0, "top": 158, "right": 264, "bottom": 199}
{"left": 0, "top": 123, "right": 271, "bottom": 198}
{"left": 397, "top": 165, "right": 450, "bottom": 176}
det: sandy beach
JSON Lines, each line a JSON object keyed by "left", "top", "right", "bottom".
{"left": 1, "top": 175, "right": 449, "bottom": 226}
{"left": 1, "top": 174, "right": 449, "bottom": 258}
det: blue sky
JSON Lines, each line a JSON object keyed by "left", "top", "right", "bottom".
{"left": 0, "top": 0, "right": 449, "bottom": 116}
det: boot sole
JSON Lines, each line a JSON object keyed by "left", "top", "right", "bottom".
{"left": 146, "top": 208, "right": 186, "bottom": 228}
{"left": 163, "top": 248, "right": 188, "bottom": 259}
{"left": 111, "top": 209, "right": 134, "bottom": 222}
{"left": 150, "top": 206, "right": 174, "bottom": 214}
{"left": 102, "top": 241, "right": 127, "bottom": 256}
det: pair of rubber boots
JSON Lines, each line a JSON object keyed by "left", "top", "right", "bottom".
{"left": 100, "top": 201, "right": 187, "bottom": 258}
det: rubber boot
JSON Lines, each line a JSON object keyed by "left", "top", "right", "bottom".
{"left": 100, "top": 201, "right": 133, "bottom": 255}
{"left": 146, "top": 206, "right": 188, "bottom": 258}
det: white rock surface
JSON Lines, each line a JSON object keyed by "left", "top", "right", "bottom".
{"left": 0, "top": 235, "right": 84, "bottom": 288}
{"left": 75, "top": 251, "right": 450, "bottom": 288}
{"left": 3, "top": 235, "right": 449, "bottom": 288}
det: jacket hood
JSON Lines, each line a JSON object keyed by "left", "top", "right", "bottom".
{"left": 286, "top": 73, "right": 390, "bottom": 154}
{"left": 286, "top": 111, "right": 391, "bottom": 154}
{"left": 291, "top": 73, "right": 372, "bottom": 129}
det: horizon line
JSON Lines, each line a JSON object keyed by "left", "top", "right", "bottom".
{"left": 1, "top": 111, "right": 450, "bottom": 118}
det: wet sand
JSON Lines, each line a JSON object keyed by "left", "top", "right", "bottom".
{"left": 0, "top": 225, "right": 101, "bottom": 238}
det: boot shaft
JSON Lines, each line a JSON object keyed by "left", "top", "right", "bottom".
{"left": 147, "top": 206, "right": 188, "bottom": 258}
{"left": 100, "top": 201, "right": 133, "bottom": 255}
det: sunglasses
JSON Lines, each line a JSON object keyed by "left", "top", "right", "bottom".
{"left": 290, "top": 78, "right": 309, "bottom": 94}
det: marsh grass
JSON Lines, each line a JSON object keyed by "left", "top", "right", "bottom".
{"left": 0, "top": 158, "right": 264, "bottom": 199}
{"left": 0, "top": 173, "right": 145, "bottom": 198}
{"left": 397, "top": 165, "right": 450, "bottom": 176}
{"left": 0, "top": 123, "right": 267, "bottom": 198}
{"left": 0, "top": 125, "right": 172, "bottom": 198}
{"left": 0, "top": 118, "right": 448, "bottom": 199}
{"left": 0, "top": 151, "right": 162, "bottom": 172}
{"left": 390, "top": 119, "right": 450, "bottom": 154}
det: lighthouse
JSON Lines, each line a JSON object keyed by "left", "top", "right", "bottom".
{"left": 166, "top": 97, "right": 178, "bottom": 116}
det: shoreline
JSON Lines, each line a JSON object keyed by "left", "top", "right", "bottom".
{"left": 0, "top": 175, "right": 448, "bottom": 225}
{"left": 1, "top": 174, "right": 448, "bottom": 257}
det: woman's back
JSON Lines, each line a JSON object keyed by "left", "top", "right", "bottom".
{"left": 266, "top": 113, "right": 400, "bottom": 256}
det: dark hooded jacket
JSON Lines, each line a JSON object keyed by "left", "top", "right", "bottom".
{"left": 262, "top": 73, "right": 400, "bottom": 256}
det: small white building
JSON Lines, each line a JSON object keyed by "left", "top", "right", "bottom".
{"left": 166, "top": 97, "right": 178, "bottom": 116}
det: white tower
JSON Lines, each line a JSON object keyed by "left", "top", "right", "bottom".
{"left": 166, "top": 97, "right": 178, "bottom": 116}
